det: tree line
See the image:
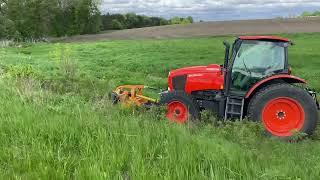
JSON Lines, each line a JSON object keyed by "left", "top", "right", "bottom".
{"left": 301, "top": 10, "right": 320, "bottom": 17}
{"left": 102, "top": 13, "right": 194, "bottom": 30}
{"left": 0, "top": 0, "right": 194, "bottom": 41}
{"left": 0, "top": 0, "right": 101, "bottom": 40}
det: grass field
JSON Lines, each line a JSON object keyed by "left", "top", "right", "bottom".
{"left": 0, "top": 33, "right": 320, "bottom": 179}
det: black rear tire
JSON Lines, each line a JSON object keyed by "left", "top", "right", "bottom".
{"left": 160, "top": 91, "right": 200, "bottom": 123}
{"left": 248, "top": 84, "right": 318, "bottom": 139}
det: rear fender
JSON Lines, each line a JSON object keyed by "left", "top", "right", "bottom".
{"left": 245, "top": 75, "right": 307, "bottom": 99}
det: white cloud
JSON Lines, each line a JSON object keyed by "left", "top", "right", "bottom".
{"left": 100, "top": 0, "right": 320, "bottom": 21}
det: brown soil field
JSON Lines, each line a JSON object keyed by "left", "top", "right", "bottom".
{"left": 61, "top": 17, "right": 320, "bottom": 42}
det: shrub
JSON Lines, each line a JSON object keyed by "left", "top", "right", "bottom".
{"left": 5, "top": 64, "right": 40, "bottom": 79}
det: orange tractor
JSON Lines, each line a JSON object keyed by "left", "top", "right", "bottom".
{"left": 112, "top": 36, "right": 319, "bottom": 139}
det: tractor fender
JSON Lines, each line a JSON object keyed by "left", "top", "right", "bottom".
{"left": 245, "top": 75, "right": 306, "bottom": 99}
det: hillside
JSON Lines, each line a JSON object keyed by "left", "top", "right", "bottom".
{"left": 62, "top": 17, "right": 320, "bottom": 42}
{"left": 0, "top": 33, "right": 320, "bottom": 178}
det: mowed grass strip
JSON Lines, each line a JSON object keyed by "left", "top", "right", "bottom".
{"left": 0, "top": 33, "right": 319, "bottom": 179}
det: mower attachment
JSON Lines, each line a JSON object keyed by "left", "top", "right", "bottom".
{"left": 111, "top": 85, "right": 158, "bottom": 107}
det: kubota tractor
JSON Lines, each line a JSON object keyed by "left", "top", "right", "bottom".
{"left": 113, "top": 36, "right": 320, "bottom": 139}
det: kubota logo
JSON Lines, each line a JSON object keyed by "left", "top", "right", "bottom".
{"left": 188, "top": 74, "right": 204, "bottom": 77}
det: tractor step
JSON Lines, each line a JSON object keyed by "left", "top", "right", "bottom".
{"left": 227, "top": 102, "right": 243, "bottom": 106}
{"left": 224, "top": 97, "right": 245, "bottom": 121}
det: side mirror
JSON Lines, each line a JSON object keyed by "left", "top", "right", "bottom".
{"left": 223, "top": 41, "right": 230, "bottom": 48}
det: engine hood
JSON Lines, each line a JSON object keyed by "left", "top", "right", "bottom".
{"left": 170, "top": 64, "right": 222, "bottom": 76}
{"left": 168, "top": 64, "right": 224, "bottom": 93}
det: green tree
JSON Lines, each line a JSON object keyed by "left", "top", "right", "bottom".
{"left": 170, "top": 17, "right": 182, "bottom": 24}
{"left": 301, "top": 10, "right": 320, "bottom": 17}
{"left": 313, "top": 11, "right": 320, "bottom": 16}
{"left": 74, "top": 0, "right": 101, "bottom": 34}
{"left": 0, "top": 15, "right": 18, "bottom": 39}
{"left": 301, "top": 11, "right": 313, "bottom": 17}
{"left": 0, "top": 1, "right": 17, "bottom": 39}
{"left": 125, "top": 13, "right": 139, "bottom": 29}
{"left": 160, "top": 18, "right": 169, "bottom": 26}
{"left": 170, "top": 16, "right": 194, "bottom": 25}
{"left": 111, "top": 19, "right": 123, "bottom": 30}
{"left": 187, "top": 16, "right": 194, "bottom": 23}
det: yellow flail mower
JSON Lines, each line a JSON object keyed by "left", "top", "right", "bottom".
{"left": 111, "top": 85, "right": 159, "bottom": 108}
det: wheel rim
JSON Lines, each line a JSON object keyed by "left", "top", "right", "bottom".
{"left": 262, "top": 97, "right": 305, "bottom": 137}
{"left": 167, "top": 101, "right": 189, "bottom": 123}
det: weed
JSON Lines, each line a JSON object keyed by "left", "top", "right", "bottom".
{"left": 50, "top": 43, "right": 78, "bottom": 80}
{"left": 4, "top": 64, "right": 40, "bottom": 79}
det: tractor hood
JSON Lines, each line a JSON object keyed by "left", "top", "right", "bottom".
{"left": 168, "top": 64, "right": 224, "bottom": 93}
{"left": 170, "top": 64, "right": 222, "bottom": 77}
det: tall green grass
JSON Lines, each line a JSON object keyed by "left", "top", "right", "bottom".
{"left": 0, "top": 33, "right": 320, "bottom": 179}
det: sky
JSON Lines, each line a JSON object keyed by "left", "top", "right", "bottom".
{"left": 100, "top": 0, "right": 320, "bottom": 21}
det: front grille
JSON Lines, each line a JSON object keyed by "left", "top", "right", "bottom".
{"left": 172, "top": 75, "right": 187, "bottom": 91}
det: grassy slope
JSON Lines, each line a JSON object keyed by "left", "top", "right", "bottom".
{"left": 0, "top": 33, "right": 320, "bottom": 179}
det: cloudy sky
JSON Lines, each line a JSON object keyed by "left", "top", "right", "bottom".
{"left": 101, "top": 0, "right": 320, "bottom": 21}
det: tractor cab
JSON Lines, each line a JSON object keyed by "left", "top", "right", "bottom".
{"left": 224, "top": 36, "right": 291, "bottom": 95}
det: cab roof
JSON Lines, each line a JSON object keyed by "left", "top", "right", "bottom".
{"left": 239, "top": 36, "right": 290, "bottom": 42}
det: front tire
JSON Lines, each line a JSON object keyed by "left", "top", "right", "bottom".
{"left": 160, "top": 91, "right": 200, "bottom": 123}
{"left": 248, "top": 84, "right": 318, "bottom": 138}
